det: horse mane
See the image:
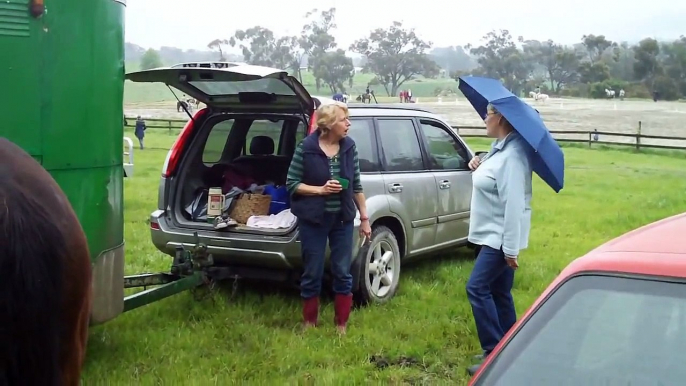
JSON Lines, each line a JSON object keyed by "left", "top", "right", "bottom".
{"left": 0, "top": 140, "right": 65, "bottom": 385}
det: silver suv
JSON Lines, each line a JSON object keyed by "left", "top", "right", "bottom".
{"left": 126, "top": 63, "right": 475, "bottom": 304}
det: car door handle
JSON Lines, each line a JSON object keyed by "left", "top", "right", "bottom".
{"left": 388, "top": 183, "right": 403, "bottom": 193}
{"left": 438, "top": 180, "right": 451, "bottom": 189}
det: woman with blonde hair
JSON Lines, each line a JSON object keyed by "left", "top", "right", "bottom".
{"left": 286, "top": 102, "right": 372, "bottom": 334}
{"left": 465, "top": 103, "right": 533, "bottom": 375}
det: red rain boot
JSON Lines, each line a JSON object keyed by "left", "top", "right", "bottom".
{"left": 333, "top": 293, "right": 353, "bottom": 334}
{"left": 302, "top": 297, "right": 319, "bottom": 328}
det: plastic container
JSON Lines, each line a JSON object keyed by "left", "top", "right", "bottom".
{"left": 207, "top": 187, "right": 225, "bottom": 222}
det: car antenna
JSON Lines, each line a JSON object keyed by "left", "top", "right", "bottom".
{"left": 167, "top": 84, "right": 195, "bottom": 122}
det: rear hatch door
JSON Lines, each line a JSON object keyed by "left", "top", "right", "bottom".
{"left": 125, "top": 64, "right": 313, "bottom": 114}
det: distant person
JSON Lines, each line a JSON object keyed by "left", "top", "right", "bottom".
{"left": 365, "top": 86, "right": 370, "bottom": 95}
{"left": 407, "top": 89, "right": 413, "bottom": 102}
{"left": 134, "top": 116, "right": 146, "bottom": 149}
{"left": 593, "top": 129, "right": 599, "bottom": 142}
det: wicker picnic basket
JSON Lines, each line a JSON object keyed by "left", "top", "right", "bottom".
{"left": 229, "top": 193, "right": 271, "bottom": 224}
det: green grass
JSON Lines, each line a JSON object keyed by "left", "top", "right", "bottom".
{"left": 124, "top": 68, "right": 459, "bottom": 105}
{"left": 83, "top": 129, "right": 686, "bottom": 385}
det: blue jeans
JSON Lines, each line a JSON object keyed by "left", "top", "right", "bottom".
{"left": 466, "top": 245, "right": 517, "bottom": 353}
{"left": 299, "top": 211, "right": 354, "bottom": 299}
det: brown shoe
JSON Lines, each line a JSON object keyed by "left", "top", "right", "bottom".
{"left": 302, "top": 297, "right": 319, "bottom": 328}
{"left": 333, "top": 293, "right": 353, "bottom": 334}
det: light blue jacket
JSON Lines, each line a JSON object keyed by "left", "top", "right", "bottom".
{"left": 468, "top": 131, "right": 533, "bottom": 258}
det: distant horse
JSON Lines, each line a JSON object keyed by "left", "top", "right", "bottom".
{"left": 605, "top": 88, "right": 616, "bottom": 99}
{"left": 356, "top": 92, "right": 372, "bottom": 104}
{"left": 177, "top": 100, "right": 189, "bottom": 112}
{"left": 529, "top": 91, "right": 549, "bottom": 102}
{"left": 188, "top": 98, "right": 200, "bottom": 109}
{"left": 0, "top": 138, "right": 92, "bottom": 386}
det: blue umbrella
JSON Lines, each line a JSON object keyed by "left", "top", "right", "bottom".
{"left": 458, "top": 75, "right": 565, "bottom": 193}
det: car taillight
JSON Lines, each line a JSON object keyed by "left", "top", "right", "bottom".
{"left": 162, "top": 108, "right": 209, "bottom": 178}
{"left": 308, "top": 111, "right": 317, "bottom": 134}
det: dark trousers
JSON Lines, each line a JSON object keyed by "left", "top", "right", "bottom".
{"left": 466, "top": 245, "right": 517, "bottom": 353}
{"left": 299, "top": 211, "right": 354, "bottom": 299}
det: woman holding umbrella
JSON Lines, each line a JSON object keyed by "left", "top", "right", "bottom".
{"left": 465, "top": 103, "right": 533, "bottom": 375}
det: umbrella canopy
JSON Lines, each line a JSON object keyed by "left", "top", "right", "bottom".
{"left": 458, "top": 75, "right": 565, "bottom": 193}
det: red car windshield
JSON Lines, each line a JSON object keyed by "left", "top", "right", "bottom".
{"left": 474, "top": 274, "right": 686, "bottom": 386}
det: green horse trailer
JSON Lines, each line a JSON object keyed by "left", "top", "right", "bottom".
{"left": 1, "top": 0, "right": 208, "bottom": 325}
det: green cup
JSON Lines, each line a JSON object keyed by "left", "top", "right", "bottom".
{"left": 335, "top": 177, "right": 349, "bottom": 189}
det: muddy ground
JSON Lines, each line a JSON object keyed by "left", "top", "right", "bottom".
{"left": 125, "top": 97, "right": 686, "bottom": 148}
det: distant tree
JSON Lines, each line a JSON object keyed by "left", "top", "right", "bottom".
{"left": 581, "top": 34, "right": 616, "bottom": 64}
{"left": 350, "top": 21, "right": 439, "bottom": 96}
{"left": 429, "top": 46, "right": 476, "bottom": 72}
{"left": 633, "top": 38, "right": 663, "bottom": 91}
{"left": 466, "top": 30, "right": 531, "bottom": 95}
{"left": 228, "top": 27, "right": 307, "bottom": 80}
{"left": 229, "top": 26, "right": 278, "bottom": 67}
{"left": 300, "top": 8, "right": 338, "bottom": 91}
{"left": 608, "top": 42, "right": 636, "bottom": 81}
{"left": 139, "top": 48, "right": 163, "bottom": 70}
{"left": 207, "top": 39, "right": 229, "bottom": 61}
{"left": 661, "top": 36, "right": 686, "bottom": 97}
{"left": 311, "top": 49, "right": 355, "bottom": 93}
{"left": 520, "top": 39, "right": 580, "bottom": 92}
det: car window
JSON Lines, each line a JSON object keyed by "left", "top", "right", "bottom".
{"left": 376, "top": 119, "right": 424, "bottom": 172}
{"left": 202, "top": 118, "right": 234, "bottom": 163}
{"left": 245, "top": 119, "right": 283, "bottom": 155}
{"left": 420, "top": 120, "right": 469, "bottom": 170}
{"left": 475, "top": 275, "right": 686, "bottom": 386}
{"left": 347, "top": 119, "right": 380, "bottom": 172}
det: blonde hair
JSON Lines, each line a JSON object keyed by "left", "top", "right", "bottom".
{"left": 316, "top": 102, "right": 349, "bottom": 134}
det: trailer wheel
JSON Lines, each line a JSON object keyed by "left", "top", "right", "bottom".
{"left": 353, "top": 225, "right": 401, "bottom": 306}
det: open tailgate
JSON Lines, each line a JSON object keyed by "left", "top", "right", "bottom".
{"left": 125, "top": 64, "right": 313, "bottom": 113}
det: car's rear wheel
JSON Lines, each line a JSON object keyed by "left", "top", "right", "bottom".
{"left": 353, "top": 225, "right": 401, "bottom": 305}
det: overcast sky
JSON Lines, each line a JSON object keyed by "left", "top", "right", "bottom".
{"left": 125, "top": 0, "right": 685, "bottom": 52}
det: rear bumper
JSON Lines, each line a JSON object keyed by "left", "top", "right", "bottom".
{"left": 150, "top": 210, "right": 303, "bottom": 269}
{"left": 90, "top": 242, "right": 125, "bottom": 325}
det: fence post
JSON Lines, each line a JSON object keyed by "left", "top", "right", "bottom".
{"left": 636, "top": 121, "right": 642, "bottom": 150}
{"left": 168, "top": 120, "right": 172, "bottom": 136}
{"left": 588, "top": 132, "right": 592, "bottom": 147}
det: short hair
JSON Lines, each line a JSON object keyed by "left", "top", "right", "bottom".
{"left": 316, "top": 102, "right": 349, "bottom": 133}
{"left": 486, "top": 103, "right": 513, "bottom": 130}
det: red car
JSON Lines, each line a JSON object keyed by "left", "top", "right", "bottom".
{"left": 469, "top": 212, "right": 686, "bottom": 385}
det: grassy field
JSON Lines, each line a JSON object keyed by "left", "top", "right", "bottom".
{"left": 82, "top": 129, "right": 686, "bottom": 385}
{"left": 124, "top": 67, "right": 459, "bottom": 105}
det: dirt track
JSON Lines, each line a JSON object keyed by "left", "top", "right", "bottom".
{"left": 125, "top": 97, "right": 686, "bottom": 148}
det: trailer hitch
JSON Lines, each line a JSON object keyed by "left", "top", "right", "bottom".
{"left": 170, "top": 232, "right": 214, "bottom": 276}
{"left": 123, "top": 233, "right": 220, "bottom": 312}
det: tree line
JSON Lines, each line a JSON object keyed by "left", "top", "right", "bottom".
{"left": 137, "top": 9, "right": 686, "bottom": 100}
{"left": 458, "top": 30, "right": 686, "bottom": 100}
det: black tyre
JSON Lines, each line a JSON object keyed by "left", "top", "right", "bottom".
{"left": 352, "top": 225, "right": 401, "bottom": 305}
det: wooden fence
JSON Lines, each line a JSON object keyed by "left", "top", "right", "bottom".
{"left": 124, "top": 117, "right": 686, "bottom": 151}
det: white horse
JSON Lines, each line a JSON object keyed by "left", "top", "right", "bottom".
{"left": 529, "top": 91, "right": 549, "bottom": 102}
{"left": 605, "top": 88, "right": 616, "bottom": 98}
